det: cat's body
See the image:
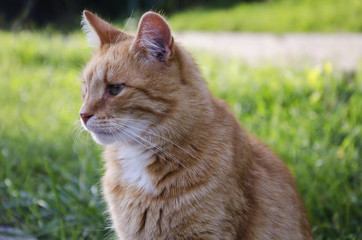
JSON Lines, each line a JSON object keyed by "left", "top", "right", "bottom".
{"left": 80, "top": 11, "right": 313, "bottom": 240}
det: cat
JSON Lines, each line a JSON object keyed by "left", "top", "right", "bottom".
{"left": 80, "top": 10, "right": 313, "bottom": 240}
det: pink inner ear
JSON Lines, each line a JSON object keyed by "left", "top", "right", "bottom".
{"left": 134, "top": 12, "right": 174, "bottom": 62}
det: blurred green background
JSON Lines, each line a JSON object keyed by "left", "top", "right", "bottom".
{"left": 0, "top": 0, "right": 361, "bottom": 239}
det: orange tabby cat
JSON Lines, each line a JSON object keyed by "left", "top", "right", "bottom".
{"left": 80, "top": 10, "right": 313, "bottom": 240}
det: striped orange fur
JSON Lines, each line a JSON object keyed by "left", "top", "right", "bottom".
{"left": 80, "top": 10, "right": 313, "bottom": 240}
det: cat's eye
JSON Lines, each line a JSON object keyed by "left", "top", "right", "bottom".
{"left": 108, "top": 84, "right": 125, "bottom": 96}
{"left": 81, "top": 85, "right": 87, "bottom": 100}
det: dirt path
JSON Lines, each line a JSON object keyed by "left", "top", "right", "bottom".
{"left": 175, "top": 32, "right": 362, "bottom": 72}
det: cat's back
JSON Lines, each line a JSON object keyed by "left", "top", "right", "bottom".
{"left": 239, "top": 135, "right": 313, "bottom": 239}
{"left": 212, "top": 98, "right": 312, "bottom": 239}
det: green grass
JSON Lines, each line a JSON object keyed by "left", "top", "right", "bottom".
{"left": 169, "top": 0, "right": 362, "bottom": 32}
{"left": 0, "top": 31, "right": 361, "bottom": 239}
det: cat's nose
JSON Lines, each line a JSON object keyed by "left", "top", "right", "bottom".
{"left": 80, "top": 113, "right": 93, "bottom": 124}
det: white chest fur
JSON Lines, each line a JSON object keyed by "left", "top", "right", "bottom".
{"left": 116, "top": 144, "right": 155, "bottom": 194}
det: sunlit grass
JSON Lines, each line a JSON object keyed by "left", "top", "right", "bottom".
{"left": 0, "top": 31, "right": 108, "bottom": 239}
{"left": 169, "top": 0, "right": 362, "bottom": 32}
{"left": 0, "top": 31, "right": 361, "bottom": 239}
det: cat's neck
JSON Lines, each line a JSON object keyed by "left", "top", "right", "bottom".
{"left": 104, "top": 99, "right": 250, "bottom": 197}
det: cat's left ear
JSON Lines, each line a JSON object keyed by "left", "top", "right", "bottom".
{"left": 82, "top": 10, "right": 126, "bottom": 48}
{"left": 131, "top": 12, "right": 174, "bottom": 64}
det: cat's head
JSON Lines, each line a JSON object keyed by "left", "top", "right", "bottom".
{"left": 80, "top": 11, "right": 209, "bottom": 145}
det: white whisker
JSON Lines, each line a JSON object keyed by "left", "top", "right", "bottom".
{"left": 109, "top": 125, "right": 129, "bottom": 147}
{"left": 121, "top": 129, "right": 176, "bottom": 169}
{"left": 72, "top": 119, "right": 93, "bottom": 152}
{"left": 72, "top": 120, "right": 85, "bottom": 142}
{"left": 122, "top": 127, "right": 194, "bottom": 172}
{"left": 109, "top": 121, "right": 180, "bottom": 168}
{"left": 111, "top": 122, "right": 179, "bottom": 169}
{"left": 122, "top": 10, "right": 134, "bottom": 33}
{"left": 126, "top": 121, "right": 197, "bottom": 161}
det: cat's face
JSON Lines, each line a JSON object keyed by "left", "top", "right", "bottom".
{"left": 80, "top": 11, "right": 182, "bottom": 145}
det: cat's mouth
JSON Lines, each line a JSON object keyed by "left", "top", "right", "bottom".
{"left": 92, "top": 130, "right": 114, "bottom": 136}
{"left": 84, "top": 121, "right": 147, "bottom": 145}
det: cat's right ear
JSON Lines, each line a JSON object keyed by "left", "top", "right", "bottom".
{"left": 81, "top": 10, "right": 126, "bottom": 48}
{"left": 131, "top": 12, "right": 174, "bottom": 64}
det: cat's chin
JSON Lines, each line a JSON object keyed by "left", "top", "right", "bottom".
{"left": 90, "top": 132, "right": 117, "bottom": 145}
